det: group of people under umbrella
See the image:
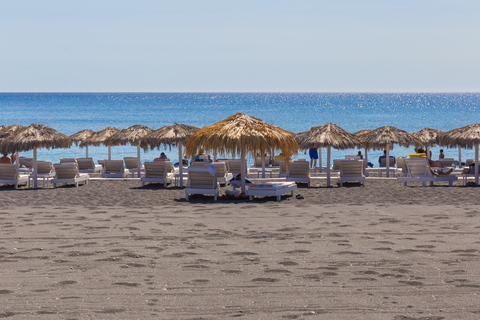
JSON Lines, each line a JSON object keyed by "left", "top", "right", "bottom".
{"left": 2, "top": 113, "right": 480, "bottom": 191}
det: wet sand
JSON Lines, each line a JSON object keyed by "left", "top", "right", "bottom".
{"left": 1, "top": 179, "right": 480, "bottom": 319}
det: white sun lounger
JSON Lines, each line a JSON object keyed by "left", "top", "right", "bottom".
{"left": 141, "top": 161, "right": 175, "bottom": 187}
{"left": 51, "top": 164, "right": 89, "bottom": 188}
{"left": 185, "top": 166, "right": 220, "bottom": 201}
{"left": 0, "top": 164, "right": 29, "bottom": 189}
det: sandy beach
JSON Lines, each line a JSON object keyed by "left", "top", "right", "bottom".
{"left": 1, "top": 179, "right": 480, "bottom": 319}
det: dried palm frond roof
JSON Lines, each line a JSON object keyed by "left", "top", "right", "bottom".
{"left": 106, "top": 125, "right": 152, "bottom": 146}
{"left": 295, "top": 123, "right": 362, "bottom": 149}
{"left": 0, "top": 123, "right": 71, "bottom": 154}
{"left": 0, "top": 124, "right": 27, "bottom": 140}
{"left": 412, "top": 127, "right": 443, "bottom": 146}
{"left": 360, "top": 125, "right": 422, "bottom": 150}
{"left": 79, "top": 126, "right": 120, "bottom": 147}
{"left": 69, "top": 129, "right": 94, "bottom": 146}
{"left": 438, "top": 123, "right": 480, "bottom": 149}
{"left": 185, "top": 113, "right": 299, "bottom": 158}
{"left": 354, "top": 129, "right": 372, "bottom": 137}
{"left": 145, "top": 123, "right": 199, "bottom": 148}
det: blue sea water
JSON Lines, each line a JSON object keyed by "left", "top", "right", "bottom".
{"left": 1, "top": 92, "right": 480, "bottom": 166}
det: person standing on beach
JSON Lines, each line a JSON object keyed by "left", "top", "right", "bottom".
{"left": 304, "top": 148, "right": 318, "bottom": 168}
{"left": 439, "top": 149, "right": 445, "bottom": 159}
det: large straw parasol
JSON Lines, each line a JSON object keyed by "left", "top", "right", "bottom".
{"left": 106, "top": 125, "right": 153, "bottom": 178}
{"left": 145, "top": 123, "right": 199, "bottom": 187}
{"left": 361, "top": 126, "right": 422, "bottom": 177}
{"left": 0, "top": 124, "right": 71, "bottom": 189}
{"left": 185, "top": 113, "right": 299, "bottom": 193}
{"left": 0, "top": 124, "right": 27, "bottom": 141}
{"left": 413, "top": 127, "right": 443, "bottom": 160}
{"left": 295, "top": 123, "right": 362, "bottom": 187}
{"left": 80, "top": 126, "right": 120, "bottom": 160}
{"left": 70, "top": 129, "right": 94, "bottom": 157}
{"left": 438, "top": 123, "right": 480, "bottom": 184}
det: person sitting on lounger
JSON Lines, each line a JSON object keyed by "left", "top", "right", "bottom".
{"left": 378, "top": 150, "right": 395, "bottom": 166}
{"left": 195, "top": 148, "right": 212, "bottom": 162}
{"left": 154, "top": 152, "right": 168, "bottom": 162}
{"left": 0, "top": 153, "right": 15, "bottom": 164}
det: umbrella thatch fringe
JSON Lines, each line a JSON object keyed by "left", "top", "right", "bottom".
{"left": 0, "top": 124, "right": 71, "bottom": 154}
{"left": 413, "top": 127, "right": 442, "bottom": 146}
{"left": 295, "top": 123, "right": 362, "bottom": 149}
{"left": 144, "top": 123, "right": 199, "bottom": 150}
{"left": 106, "top": 125, "right": 152, "bottom": 147}
{"left": 80, "top": 127, "right": 120, "bottom": 147}
{"left": 361, "top": 125, "right": 422, "bottom": 150}
{"left": 70, "top": 129, "right": 94, "bottom": 147}
{"left": 438, "top": 123, "right": 480, "bottom": 149}
{"left": 185, "top": 113, "right": 299, "bottom": 159}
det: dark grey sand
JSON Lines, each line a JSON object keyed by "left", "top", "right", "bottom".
{"left": 1, "top": 179, "right": 480, "bottom": 319}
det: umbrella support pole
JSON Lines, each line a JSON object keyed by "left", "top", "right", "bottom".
{"left": 33, "top": 147, "right": 37, "bottom": 189}
{"left": 458, "top": 148, "right": 462, "bottom": 168}
{"left": 386, "top": 145, "right": 390, "bottom": 178}
{"left": 86, "top": 145, "right": 89, "bottom": 158}
{"left": 475, "top": 144, "right": 479, "bottom": 185}
{"left": 137, "top": 145, "right": 141, "bottom": 178}
{"left": 326, "top": 146, "right": 331, "bottom": 187}
{"left": 241, "top": 146, "right": 246, "bottom": 194}
{"left": 318, "top": 148, "right": 322, "bottom": 172}
{"left": 108, "top": 146, "right": 112, "bottom": 160}
{"left": 178, "top": 142, "right": 184, "bottom": 187}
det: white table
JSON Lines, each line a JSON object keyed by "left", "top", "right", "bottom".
{"left": 246, "top": 182, "right": 297, "bottom": 201}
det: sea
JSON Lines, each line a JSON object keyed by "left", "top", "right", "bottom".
{"left": 1, "top": 92, "right": 480, "bottom": 166}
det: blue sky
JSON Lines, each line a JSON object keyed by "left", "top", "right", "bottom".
{"left": 1, "top": 0, "right": 479, "bottom": 92}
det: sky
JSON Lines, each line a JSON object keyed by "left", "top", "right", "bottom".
{"left": 1, "top": 0, "right": 479, "bottom": 92}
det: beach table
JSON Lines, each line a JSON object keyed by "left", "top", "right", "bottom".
{"left": 246, "top": 182, "right": 297, "bottom": 201}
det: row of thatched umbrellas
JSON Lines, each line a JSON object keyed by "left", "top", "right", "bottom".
{"left": 2, "top": 114, "right": 480, "bottom": 191}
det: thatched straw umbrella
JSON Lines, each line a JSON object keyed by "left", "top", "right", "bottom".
{"left": 361, "top": 126, "right": 422, "bottom": 177}
{"left": 144, "top": 123, "right": 199, "bottom": 187}
{"left": 69, "top": 129, "right": 94, "bottom": 157}
{"left": 0, "top": 124, "right": 27, "bottom": 166}
{"left": 438, "top": 123, "right": 480, "bottom": 184}
{"left": 413, "top": 127, "right": 443, "bottom": 161}
{"left": 106, "top": 125, "right": 153, "bottom": 178}
{"left": 354, "top": 129, "right": 372, "bottom": 163}
{"left": 295, "top": 123, "right": 362, "bottom": 187}
{"left": 185, "top": 113, "right": 299, "bottom": 193}
{"left": 0, "top": 124, "right": 71, "bottom": 189}
{"left": 80, "top": 126, "right": 120, "bottom": 160}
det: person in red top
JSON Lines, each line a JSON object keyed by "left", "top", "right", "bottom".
{"left": 154, "top": 152, "right": 168, "bottom": 162}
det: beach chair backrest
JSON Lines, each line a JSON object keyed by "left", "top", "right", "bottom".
{"left": 439, "top": 158, "right": 455, "bottom": 167}
{"left": 339, "top": 160, "right": 363, "bottom": 177}
{"left": 76, "top": 158, "right": 95, "bottom": 170}
{"left": 380, "top": 157, "right": 395, "bottom": 167}
{"left": 209, "top": 162, "right": 228, "bottom": 179}
{"left": 288, "top": 161, "right": 309, "bottom": 178}
{"left": 19, "top": 157, "right": 34, "bottom": 168}
{"left": 190, "top": 161, "right": 209, "bottom": 167}
{"left": 277, "top": 160, "right": 290, "bottom": 174}
{"left": 227, "top": 159, "right": 246, "bottom": 175}
{"left": 0, "top": 164, "right": 19, "bottom": 180}
{"left": 103, "top": 160, "right": 124, "bottom": 174}
{"left": 124, "top": 157, "right": 140, "bottom": 169}
{"left": 345, "top": 155, "right": 360, "bottom": 160}
{"left": 396, "top": 157, "right": 407, "bottom": 173}
{"left": 187, "top": 167, "right": 217, "bottom": 189}
{"left": 144, "top": 162, "right": 168, "bottom": 179}
{"left": 333, "top": 159, "right": 342, "bottom": 171}
{"left": 36, "top": 161, "right": 53, "bottom": 174}
{"left": 405, "top": 159, "right": 429, "bottom": 177}
{"left": 53, "top": 164, "right": 78, "bottom": 179}
{"left": 60, "top": 158, "right": 75, "bottom": 165}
